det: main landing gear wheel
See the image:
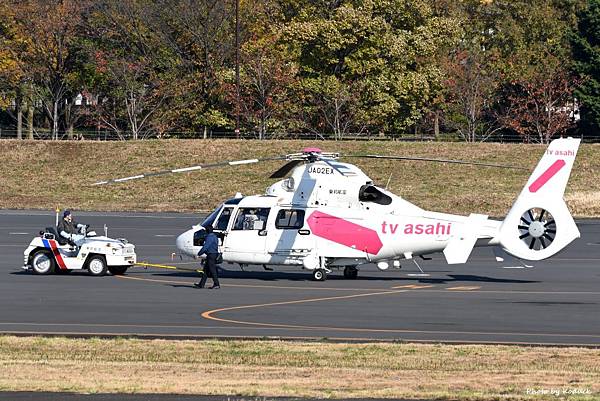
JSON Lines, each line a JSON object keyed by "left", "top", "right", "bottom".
{"left": 312, "top": 269, "right": 327, "bottom": 281}
{"left": 343, "top": 266, "right": 358, "bottom": 279}
{"left": 108, "top": 266, "right": 128, "bottom": 276}
{"left": 87, "top": 256, "right": 108, "bottom": 277}
{"left": 31, "top": 250, "right": 54, "bottom": 275}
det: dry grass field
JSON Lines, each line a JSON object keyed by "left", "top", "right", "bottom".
{"left": 0, "top": 336, "right": 598, "bottom": 400}
{"left": 0, "top": 139, "right": 598, "bottom": 216}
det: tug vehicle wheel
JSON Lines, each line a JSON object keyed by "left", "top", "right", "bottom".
{"left": 31, "top": 250, "right": 54, "bottom": 275}
{"left": 87, "top": 256, "right": 108, "bottom": 277}
{"left": 343, "top": 266, "right": 358, "bottom": 279}
{"left": 312, "top": 269, "right": 327, "bottom": 281}
{"left": 108, "top": 265, "right": 128, "bottom": 276}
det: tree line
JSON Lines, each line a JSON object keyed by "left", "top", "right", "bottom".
{"left": 0, "top": 0, "right": 599, "bottom": 142}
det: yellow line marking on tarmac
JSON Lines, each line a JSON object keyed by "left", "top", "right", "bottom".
{"left": 117, "top": 275, "right": 600, "bottom": 295}
{"left": 201, "top": 292, "right": 600, "bottom": 339}
{"left": 446, "top": 286, "right": 481, "bottom": 291}
{"left": 113, "top": 275, "right": 600, "bottom": 341}
{"left": 116, "top": 275, "right": 393, "bottom": 292}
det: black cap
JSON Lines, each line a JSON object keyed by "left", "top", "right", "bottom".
{"left": 205, "top": 225, "right": 213, "bottom": 233}
{"left": 63, "top": 210, "right": 72, "bottom": 218}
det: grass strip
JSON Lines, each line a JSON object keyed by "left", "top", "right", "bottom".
{"left": 0, "top": 140, "right": 598, "bottom": 217}
{"left": 0, "top": 336, "right": 599, "bottom": 400}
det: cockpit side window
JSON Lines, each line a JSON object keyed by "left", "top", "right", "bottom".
{"left": 201, "top": 205, "right": 223, "bottom": 228}
{"left": 215, "top": 207, "right": 233, "bottom": 231}
{"left": 359, "top": 185, "right": 392, "bottom": 205}
{"left": 233, "top": 208, "right": 270, "bottom": 230}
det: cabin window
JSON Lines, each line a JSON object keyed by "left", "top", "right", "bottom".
{"left": 233, "top": 208, "right": 270, "bottom": 230}
{"left": 275, "top": 209, "right": 305, "bottom": 229}
{"left": 359, "top": 185, "right": 392, "bottom": 205}
{"left": 215, "top": 207, "right": 233, "bottom": 231}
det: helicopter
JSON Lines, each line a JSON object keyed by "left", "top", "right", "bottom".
{"left": 94, "top": 138, "right": 581, "bottom": 281}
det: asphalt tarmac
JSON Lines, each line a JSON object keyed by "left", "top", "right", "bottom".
{"left": 0, "top": 209, "right": 599, "bottom": 345}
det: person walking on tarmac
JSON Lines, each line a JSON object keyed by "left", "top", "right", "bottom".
{"left": 194, "top": 225, "right": 221, "bottom": 289}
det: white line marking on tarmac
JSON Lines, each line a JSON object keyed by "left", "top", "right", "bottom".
{"left": 0, "top": 211, "right": 202, "bottom": 219}
{"left": 8, "top": 232, "right": 29, "bottom": 235}
{"left": 155, "top": 235, "right": 175, "bottom": 237}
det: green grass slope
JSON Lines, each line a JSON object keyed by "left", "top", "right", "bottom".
{"left": 1, "top": 139, "right": 598, "bottom": 216}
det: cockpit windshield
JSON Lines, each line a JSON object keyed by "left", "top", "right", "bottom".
{"left": 200, "top": 196, "right": 244, "bottom": 228}
{"left": 201, "top": 205, "right": 223, "bottom": 228}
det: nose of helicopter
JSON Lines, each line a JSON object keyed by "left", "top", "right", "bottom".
{"left": 176, "top": 229, "right": 195, "bottom": 257}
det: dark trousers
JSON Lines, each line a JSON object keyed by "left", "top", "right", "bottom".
{"left": 199, "top": 253, "right": 220, "bottom": 287}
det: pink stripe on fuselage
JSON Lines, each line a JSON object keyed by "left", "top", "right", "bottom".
{"left": 528, "top": 159, "right": 566, "bottom": 193}
{"left": 307, "top": 211, "right": 383, "bottom": 255}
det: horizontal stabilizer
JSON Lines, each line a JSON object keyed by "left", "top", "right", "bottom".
{"left": 443, "top": 214, "right": 488, "bottom": 264}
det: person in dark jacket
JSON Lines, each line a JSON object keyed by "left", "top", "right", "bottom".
{"left": 194, "top": 225, "right": 221, "bottom": 289}
{"left": 57, "top": 210, "right": 87, "bottom": 243}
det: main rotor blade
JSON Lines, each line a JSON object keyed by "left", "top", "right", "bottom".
{"left": 343, "top": 155, "right": 527, "bottom": 170}
{"left": 93, "top": 156, "right": 287, "bottom": 186}
{"left": 270, "top": 160, "right": 303, "bottom": 179}
{"left": 321, "top": 158, "right": 349, "bottom": 176}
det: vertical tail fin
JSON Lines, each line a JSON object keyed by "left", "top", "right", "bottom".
{"left": 498, "top": 137, "right": 580, "bottom": 261}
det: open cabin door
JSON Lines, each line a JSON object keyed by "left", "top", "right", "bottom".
{"left": 265, "top": 208, "right": 315, "bottom": 264}
{"left": 223, "top": 207, "right": 271, "bottom": 264}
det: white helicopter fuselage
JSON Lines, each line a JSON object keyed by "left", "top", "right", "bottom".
{"left": 176, "top": 159, "right": 504, "bottom": 271}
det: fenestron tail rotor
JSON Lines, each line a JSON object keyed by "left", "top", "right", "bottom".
{"left": 518, "top": 207, "right": 556, "bottom": 251}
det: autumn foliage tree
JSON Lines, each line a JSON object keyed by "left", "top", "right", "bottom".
{"left": 498, "top": 70, "right": 578, "bottom": 143}
{"left": 7, "top": 0, "right": 93, "bottom": 139}
{"left": 223, "top": 34, "right": 299, "bottom": 139}
{"left": 0, "top": 0, "right": 591, "bottom": 140}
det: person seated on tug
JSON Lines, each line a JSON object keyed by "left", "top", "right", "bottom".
{"left": 57, "top": 210, "right": 88, "bottom": 245}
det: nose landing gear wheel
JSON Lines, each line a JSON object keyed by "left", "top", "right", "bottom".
{"left": 343, "top": 266, "right": 358, "bottom": 279}
{"left": 312, "top": 269, "right": 327, "bottom": 281}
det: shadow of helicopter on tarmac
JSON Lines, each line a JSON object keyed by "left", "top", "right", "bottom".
{"left": 142, "top": 268, "right": 539, "bottom": 285}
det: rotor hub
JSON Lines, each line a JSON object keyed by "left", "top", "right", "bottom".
{"left": 302, "top": 147, "right": 322, "bottom": 154}
{"left": 528, "top": 221, "right": 546, "bottom": 238}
